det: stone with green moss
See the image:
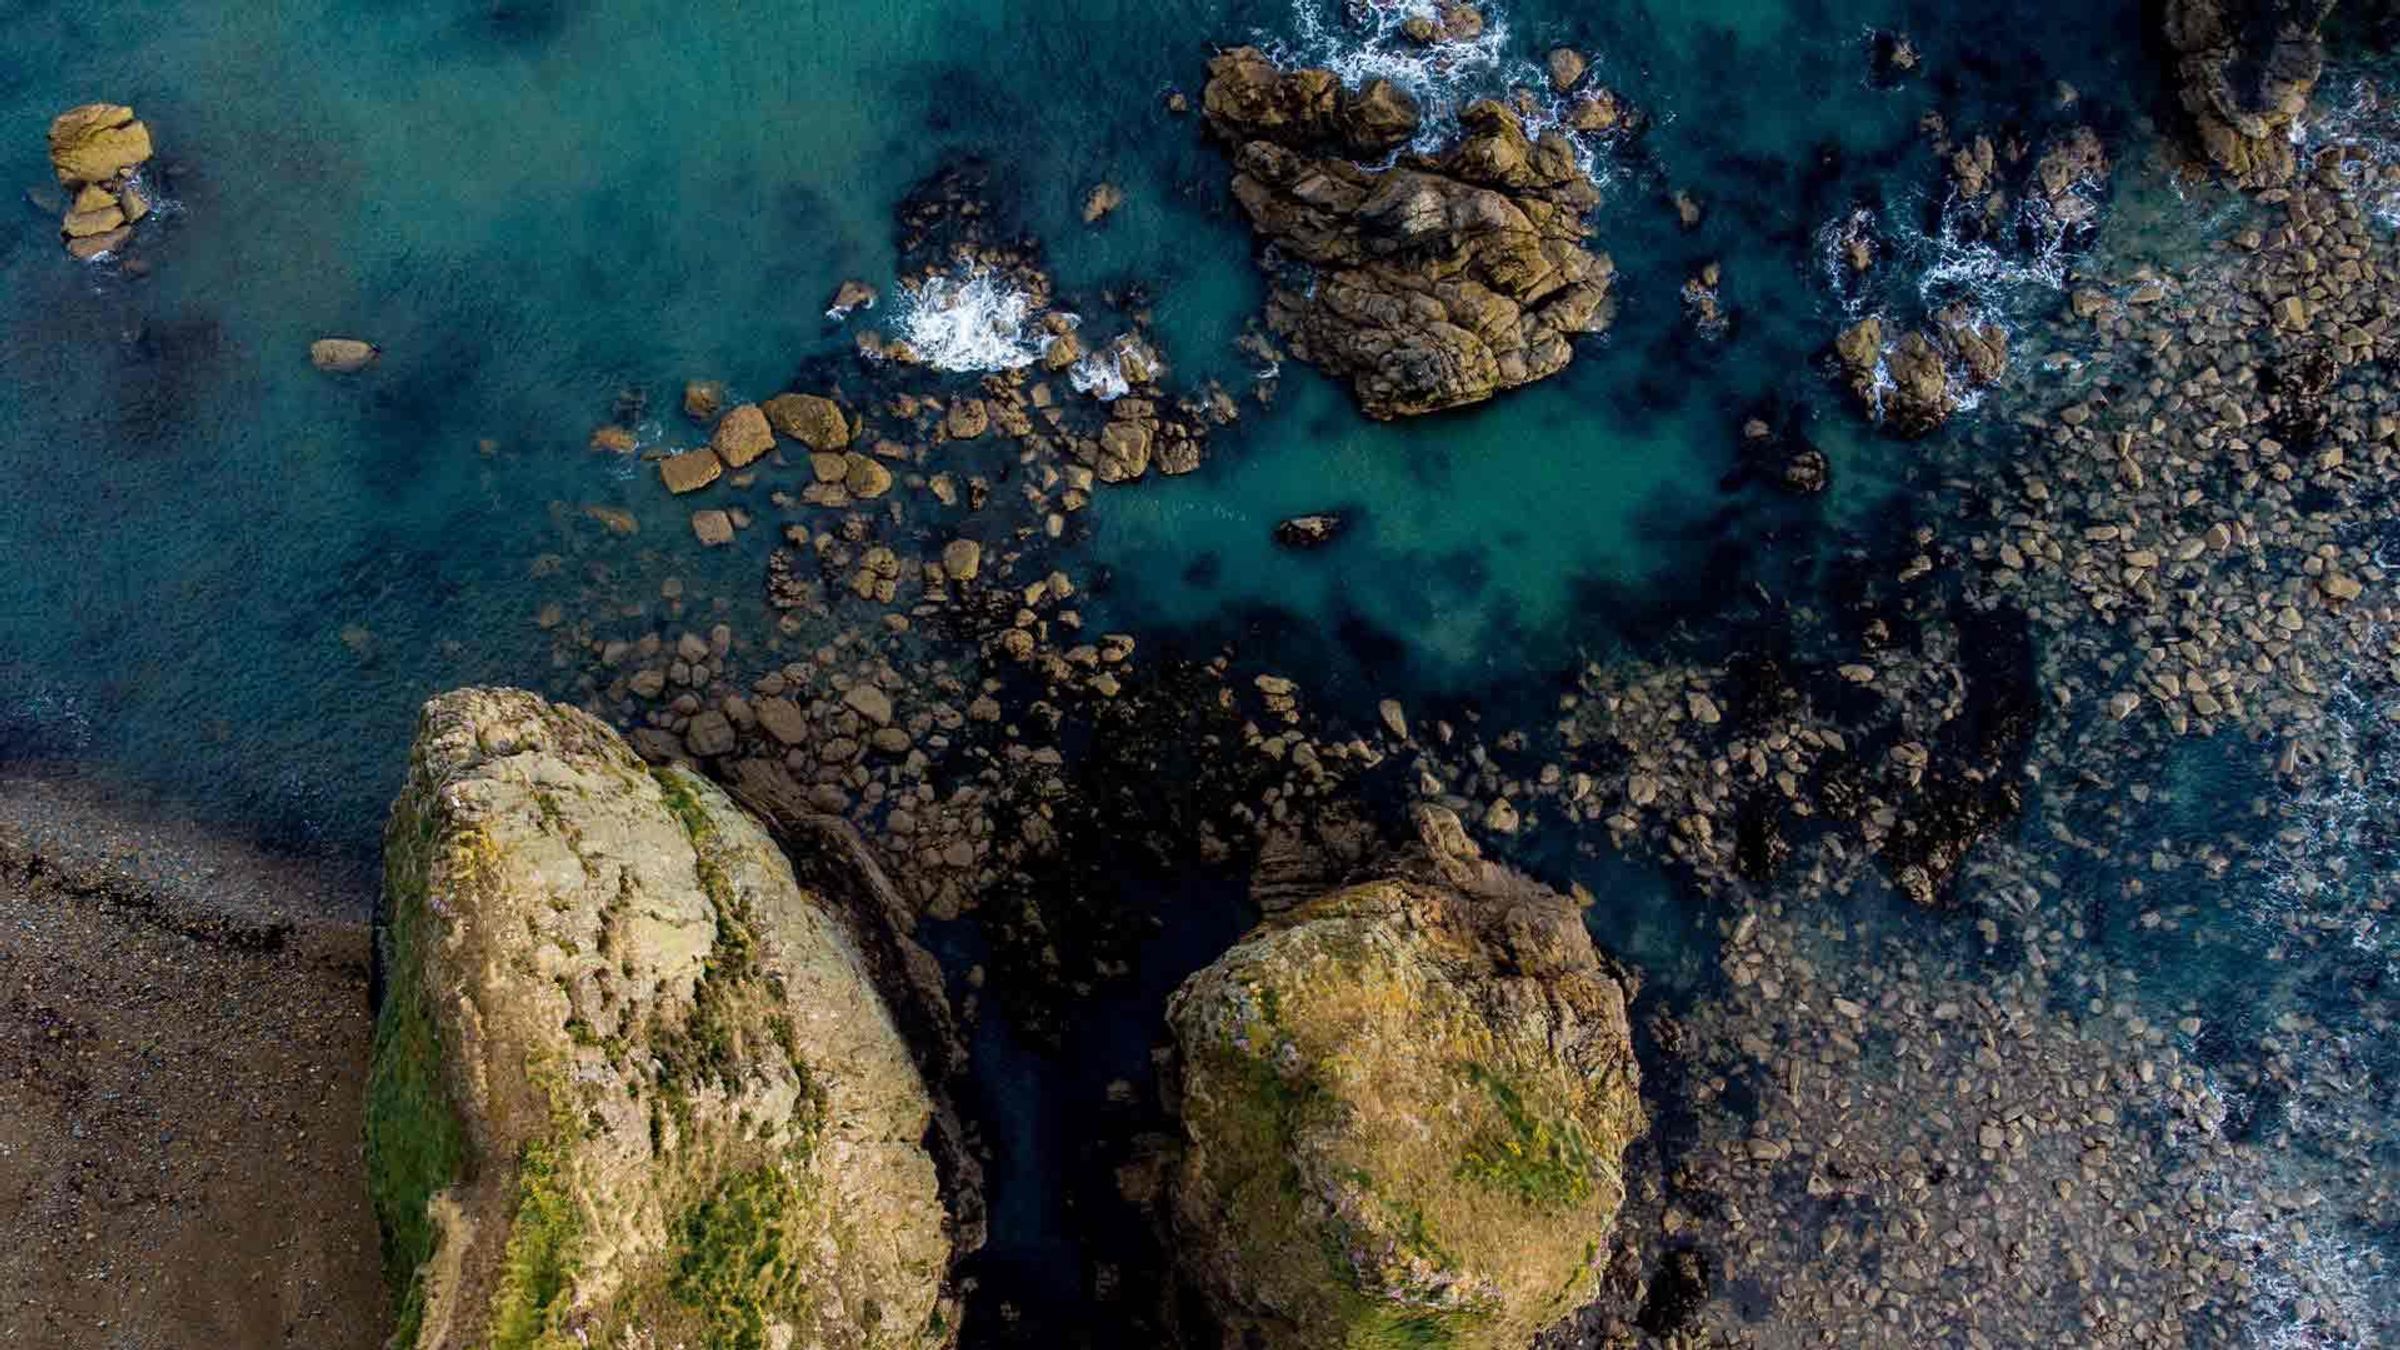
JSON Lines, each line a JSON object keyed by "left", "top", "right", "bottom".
{"left": 367, "top": 687, "right": 955, "bottom": 1349}
{"left": 1166, "top": 806, "right": 1644, "bottom": 1349}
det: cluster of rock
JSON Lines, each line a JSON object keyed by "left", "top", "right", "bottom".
{"left": 47, "top": 103, "right": 155, "bottom": 262}
{"left": 367, "top": 688, "right": 959, "bottom": 1349}
{"left": 2162, "top": 0, "right": 2334, "bottom": 187}
{"left": 1166, "top": 807, "right": 1645, "bottom": 1348}
{"left": 1200, "top": 46, "right": 1615, "bottom": 418}
{"left": 1832, "top": 307, "right": 2011, "bottom": 437}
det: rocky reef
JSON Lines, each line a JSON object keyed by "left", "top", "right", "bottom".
{"left": 1165, "top": 806, "right": 1644, "bottom": 1348}
{"left": 1832, "top": 306, "right": 2010, "bottom": 438}
{"left": 47, "top": 103, "right": 154, "bottom": 261}
{"left": 366, "top": 688, "right": 956, "bottom": 1350}
{"left": 1201, "top": 47, "right": 1614, "bottom": 419}
{"left": 2162, "top": 0, "right": 2333, "bottom": 187}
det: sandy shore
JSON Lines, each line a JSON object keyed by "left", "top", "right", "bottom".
{"left": 0, "top": 773, "right": 386, "bottom": 1349}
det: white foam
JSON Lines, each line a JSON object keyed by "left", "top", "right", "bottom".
{"left": 888, "top": 266, "right": 1049, "bottom": 372}
{"left": 1068, "top": 334, "right": 1158, "bottom": 401}
{"left": 1266, "top": 0, "right": 1614, "bottom": 176}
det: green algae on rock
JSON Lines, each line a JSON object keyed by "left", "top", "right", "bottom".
{"left": 367, "top": 687, "right": 954, "bottom": 1350}
{"left": 1165, "top": 806, "right": 1644, "bottom": 1349}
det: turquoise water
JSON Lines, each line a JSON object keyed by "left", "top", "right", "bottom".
{"left": 0, "top": 0, "right": 2143, "bottom": 847}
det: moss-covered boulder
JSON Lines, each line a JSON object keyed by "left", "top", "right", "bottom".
{"left": 367, "top": 687, "right": 954, "bottom": 1350}
{"left": 1166, "top": 807, "right": 1644, "bottom": 1349}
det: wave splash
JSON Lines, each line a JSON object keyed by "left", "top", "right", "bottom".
{"left": 887, "top": 266, "right": 1052, "bottom": 373}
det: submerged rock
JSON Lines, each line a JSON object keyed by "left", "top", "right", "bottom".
{"left": 1202, "top": 48, "right": 1615, "bottom": 419}
{"left": 366, "top": 688, "right": 954, "bottom": 1349}
{"left": 309, "top": 338, "right": 380, "bottom": 374}
{"left": 1166, "top": 806, "right": 1644, "bottom": 1349}
{"left": 1272, "top": 513, "right": 1347, "bottom": 549}
{"left": 2161, "top": 0, "right": 2332, "bottom": 187}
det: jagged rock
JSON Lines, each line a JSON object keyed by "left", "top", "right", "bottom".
{"left": 1272, "top": 513, "right": 1347, "bottom": 549}
{"left": 2162, "top": 0, "right": 2332, "bottom": 187}
{"left": 1831, "top": 307, "right": 2007, "bottom": 438}
{"left": 1203, "top": 49, "right": 1613, "bottom": 418}
{"left": 48, "top": 104, "right": 152, "bottom": 187}
{"left": 1546, "top": 48, "right": 1588, "bottom": 92}
{"left": 366, "top": 688, "right": 954, "bottom": 1350}
{"left": 1167, "top": 807, "right": 1644, "bottom": 1349}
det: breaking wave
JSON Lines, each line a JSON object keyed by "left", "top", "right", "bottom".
{"left": 888, "top": 266, "right": 1049, "bottom": 372}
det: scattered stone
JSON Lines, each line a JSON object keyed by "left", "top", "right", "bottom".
{"left": 689, "top": 509, "right": 734, "bottom": 547}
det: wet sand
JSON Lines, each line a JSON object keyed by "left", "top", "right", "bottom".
{"left": 0, "top": 774, "right": 385, "bottom": 1350}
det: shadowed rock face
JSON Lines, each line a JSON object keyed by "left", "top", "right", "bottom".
{"left": 1166, "top": 807, "right": 1644, "bottom": 1349}
{"left": 367, "top": 687, "right": 954, "bottom": 1350}
{"left": 2162, "top": 0, "right": 2335, "bottom": 187}
{"left": 1202, "top": 47, "right": 1615, "bottom": 420}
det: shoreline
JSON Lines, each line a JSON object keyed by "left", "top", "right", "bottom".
{"left": 0, "top": 772, "right": 385, "bottom": 1350}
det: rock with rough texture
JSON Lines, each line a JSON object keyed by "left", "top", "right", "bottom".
{"left": 710, "top": 403, "right": 776, "bottom": 468}
{"left": 1831, "top": 306, "right": 2007, "bottom": 438}
{"left": 1272, "top": 513, "right": 1347, "bottom": 549}
{"left": 49, "top": 103, "right": 153, "bottom": 187}
{"left": 310, "top": 338, "right": 380, "bottom": 374}
{"left": 1167, "top": 807, "right": 1644, "bottom": 1349}
{"left": 764, "top": 393, "right": 852, "bottom": 451}
{"left": 2162, "top": 0, "right": 2331, "bottom": 187}
{"left": 659, "top": 448, "right": 723, "bottom": 494}
{"left": 1203, "top": 48, "right": 1613, "bottom": 419}
{"left": 366, "top": 688, "right": 955, "bottom": 1350}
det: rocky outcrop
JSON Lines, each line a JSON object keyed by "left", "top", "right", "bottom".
{"left": 1832, "top": 306, "right": 2009, "bottom": 438}
{"left": 366, "top": 688, "right": 955, "bottom": 1350}
{"left": 48, "top": 103, "right": 154, "bottom": 261}
{"left": 1166, "top": 807, "right": 1644, "bottom": 1348}
{"left": 2162, "top": 0, "right": 2334, "bottom": 187}
{"left": 1202, "top": 48, "right": 1614, "bottom": 419}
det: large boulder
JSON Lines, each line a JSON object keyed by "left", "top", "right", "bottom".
{"left": 2161, "top": 0, "right": 2333, "bottom": 187}
{"left": 366, "top": 688, "right": 955, "bottom": 1350}
{"left": 1166, "top": 807, "right": 1645, "bottom": 1348}
{"left": 48, "top": 103, "right": 153, "bottom": 187}
{"left": 1203, "top": 50, "right": 1613, "bottom": 419}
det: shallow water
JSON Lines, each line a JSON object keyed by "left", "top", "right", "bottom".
{"left": 0, "top": 0, "right": 2144, "bottom": 847}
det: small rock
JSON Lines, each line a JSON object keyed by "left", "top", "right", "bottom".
{"left": 690, "top": 509, "right": 734, "bottom": 547}
{"left": 842, "top": 683, "right": 894, "bottom": 726}
{"left": 308, "top": 338, "right": 379, "bottom": 374}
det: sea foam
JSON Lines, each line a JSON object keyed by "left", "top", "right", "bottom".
{"left": 889, "top": 266, "right": 1049, "bottom": 372}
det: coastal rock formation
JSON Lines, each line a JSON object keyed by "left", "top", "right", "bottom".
{"left": 48, "top": 103, "right": 154, "bottom": 261}
{"left": 366, "top": 688, "right": 953, "bottom": 1350}
{"left": 1832, "top": 307, "right": 2008, "bottom": 437}
{"left": 1202, "top": 48, "right": 1614, "bottom": 419}
{"left": 2161, "top": 0, "right": 2333, "bottom": 187}
{"left": 1166, "top": 807, "right": 1644, "bottom": 1348}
